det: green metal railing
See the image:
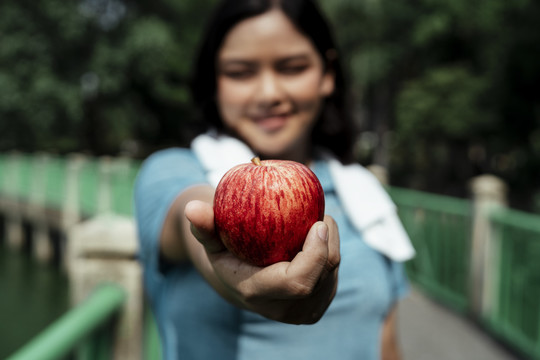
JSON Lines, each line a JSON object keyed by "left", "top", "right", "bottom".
{"left": 389, "top": 186, "right": 473, "bottom": 312}
{"left": 5, "top": 284, "right": 162, "bottom": 360}
{"left": 389, "top": 187, "right": 540, "bottom": 358}
{"left": 0, "top": 153, "right": 139, "bottom": 217}
{"left": 78, "top": 159, "right": 102, "bottom": 216}
{"left": 110, "top": 158, "right": 140, "bottom": 216}
{"left": 0, "top": 153, "right": 33, "bottom": 199}
{"left": 486, "top": 208, "right": 540, "bottom": 360}
{"left": 43, "top": 156, "right": 68, "bottom": 209}
{"left": 7, "top": 284, "right": 126, "bottom": 360}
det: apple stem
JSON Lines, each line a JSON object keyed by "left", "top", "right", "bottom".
{"left": 251, "top": 157, "right": 262, "bottom": 166}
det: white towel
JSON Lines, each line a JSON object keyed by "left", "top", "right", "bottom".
{"left": 191, "top": 133, "right": 415, "bottom": 261}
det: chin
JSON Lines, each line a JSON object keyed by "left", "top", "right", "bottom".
{"left": 255, "top": 140, "right": 303, "bottom": 161}
{"left": 253, "top": 146, "right": 287, "bottom": 159}
{"left": 240, "top": 124, "right": 310, "bottom": 160}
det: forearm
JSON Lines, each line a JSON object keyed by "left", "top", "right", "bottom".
{"left": 381, "top": 305, "right": 402, "bottom": 360}
{"left": 159, "top": 184, "right": 214, "bottom": 264}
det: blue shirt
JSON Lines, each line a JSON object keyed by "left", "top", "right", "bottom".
{"left": 134, "top": 148, "right": 409, "bottom": 360}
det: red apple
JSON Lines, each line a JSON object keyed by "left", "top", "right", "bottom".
{"left": 214, "top": 157, "right": 325, "bottom": 267}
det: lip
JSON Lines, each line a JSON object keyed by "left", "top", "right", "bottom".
{"left": 253, "top": 114, "right": 289, "bottom": 132}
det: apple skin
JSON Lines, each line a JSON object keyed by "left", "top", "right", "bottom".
{"left": 214, "top": 157, "right": 325, "bottom": 267}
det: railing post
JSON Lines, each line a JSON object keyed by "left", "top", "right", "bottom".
{"left": 29, "top": 153, "right": 53, "bottom": 263}
{"left": 4, "top": 152, "right": 24, "bottom": 249}
{"left": 367, "top": 164, "right": 389, "bottom": 185}
{"left": 59, "top": 153, "right": 86, "bottom": 271}
{"left": 97, "top": 156, "right": 112, "bottom": 215}
{"left": 66, "top": 214, "right": 143, "bottom": 360}
{"left": 469, "top": 174, "right": 507, "bottom": 318}
{"left": 62, "top": 153, "right": 85, "bottom": 229}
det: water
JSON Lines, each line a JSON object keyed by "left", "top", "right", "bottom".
{"left": 0, "top": 240, "right": 70, "bottom": 358}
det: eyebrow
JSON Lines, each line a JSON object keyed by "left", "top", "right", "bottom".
{"left": 218, "top": 53, "right": 312, "bottom": 66}
{"left": 218, "top": 59, "right": 255, "bottom": 67}
{"left": 276, "top": 54, "right": 312, "bottom": 63}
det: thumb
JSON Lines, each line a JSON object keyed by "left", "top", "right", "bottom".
{"left": 286, "top": 221, "right": 329, "bottom": 289}
{"left": 185, "top": 200, "right": 225, "bottom": 253}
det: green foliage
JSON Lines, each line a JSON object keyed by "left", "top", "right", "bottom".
{"left": 322, "top": 0, "right": 540, "bottom": 210}
{"left": 396, "top": 66, "right": 491, "bottom": 140}
{"left": 0, "top": 0, "right": 217, "bottom": 155}
{"left": 0, "top": 1, "right": 85, "bottom": 151}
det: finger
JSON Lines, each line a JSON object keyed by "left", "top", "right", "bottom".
{"left": 324, "top": 215, "right": 341, "bottom": 272}
{"left": 257, "top": 221, "right": 329, "bottom": 298}
{"left": 289, "top": 221, "right": 329, "bottom": 277}
{"left": 185, "top": 200, "right": 225, "bottom": 253}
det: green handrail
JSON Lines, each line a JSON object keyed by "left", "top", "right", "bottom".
{"left": 489, "top": 207, "right": 540, "bottom": 233}
{"left": 7, "top": 284, "right": 126, "bottom": 360}
{"left": 388, "top": 186, "right": 471, "bottom": 216}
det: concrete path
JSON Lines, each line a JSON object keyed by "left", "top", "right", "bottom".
{"left": 398, "top": 287, "right": 524, "bottom": 360}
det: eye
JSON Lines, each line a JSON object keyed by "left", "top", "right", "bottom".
{"left": 218, "top": 61, "right": 258, "bottom": 80}
{"left": 222, "top": 69, "right": 255, "bottom": 79}
{"left": 276, "top": 56, "right": 312, "bottom": 75}
{"left": 278, "top": 64, "right": 309, "bottom": 75}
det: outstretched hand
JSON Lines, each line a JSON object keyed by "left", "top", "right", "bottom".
{"left": 185, "top": 200, "right": 340, "bottom": 324}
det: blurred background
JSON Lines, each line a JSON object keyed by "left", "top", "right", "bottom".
{"left": 1, "top": 0, "right": 539, "bottom": 359}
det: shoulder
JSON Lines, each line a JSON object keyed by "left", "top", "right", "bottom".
{"left": 136, "top": 147, "right": 207, "bottom": 190}
{"left": 134, "top": 147, "right": 208, "bottom": 244}
{"left": 143, "top": 147, "right": 199, "bottom": 167}
{"left": 140, "top": 147, "right": 202, "bottom": 174}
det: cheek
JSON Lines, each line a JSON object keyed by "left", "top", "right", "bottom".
{"left": 286, "top": 76, "right": 326, "bottom": 115}
{"left": 217, "top": 78, "right": 254, "bottom": 104}
{"left": 286, "top": 72, "right": 327, "bottom": 103}
{"left": 216, "top": 78, "right": 248, "bottom": 125}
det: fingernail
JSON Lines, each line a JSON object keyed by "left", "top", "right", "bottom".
{"left": 317, "top": 223, "right": 328, "bottom": 241}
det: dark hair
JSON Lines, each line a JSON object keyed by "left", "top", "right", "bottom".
{"left": 189, "top": 0, "right": 355, "bottom": 163}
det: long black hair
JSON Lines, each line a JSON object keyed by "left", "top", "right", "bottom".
{"left": 189, "top": 0, "right": 355, "bottom": 163}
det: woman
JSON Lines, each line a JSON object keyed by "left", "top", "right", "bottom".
{"left": 135, "top": 1, "right": 414, "bottom": 359}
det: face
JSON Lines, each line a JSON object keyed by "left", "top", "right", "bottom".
{"left": 216, "top": 9, "right": 335, "bottom": 164}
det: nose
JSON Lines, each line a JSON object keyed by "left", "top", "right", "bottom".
{"left": 254, "top": 70, "right": 285, "bottom": 107}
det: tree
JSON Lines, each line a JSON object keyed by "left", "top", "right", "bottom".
{"left": 0, "top": 0, "right": 217, "bottom": 155}
{"left": 323, "top": 0, "right": 540, "bottom": 210}
{"left": 0, "top": 0, "right": 88, "bottom": 152}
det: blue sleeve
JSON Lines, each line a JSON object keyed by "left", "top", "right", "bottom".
{"left": 388, "top": 259, "right": 410, "bottom": 303}
{"left": 134, "top": 148, "right": 207, "bottom": 283}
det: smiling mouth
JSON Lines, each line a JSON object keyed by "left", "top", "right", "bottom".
{"left": 253, "top": 114, "right": 289, "bottom": 132}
